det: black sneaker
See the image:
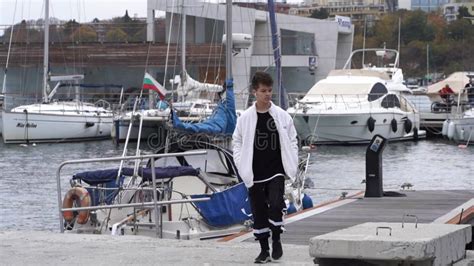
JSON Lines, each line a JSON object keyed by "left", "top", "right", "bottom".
{"left": 254, "top": 250, "right": 271, "bottom": 264}
{"left": 272, "top": 241, "right": 283, "bottom": 260}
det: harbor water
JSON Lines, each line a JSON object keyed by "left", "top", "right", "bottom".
{"left": 0, "top": 138, "right": 472, "bottom": 232}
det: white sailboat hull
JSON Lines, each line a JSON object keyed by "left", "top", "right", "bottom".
{"left": 291, "top": 110, "right": 425, "bottom": 144}
{"left": 2, "top": 111, "right": 113, "bottom": 143}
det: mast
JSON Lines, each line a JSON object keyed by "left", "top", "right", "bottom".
{"left": 181, "top": 2, "right": 186, "bottom": 74}
{"left": 426, "top": 44, "right": 429, "bottom": 84}
{"left": 2, "top": 2, "right": 17, "bottom": 98}
{"left": 226, "top": 0, "right": 232, "bottom": 80}
{"left": 43, "top": 0, "right": 50, "bottom": 103}
{"left": 268, "top": 0, "right": 287, "bottom": 109}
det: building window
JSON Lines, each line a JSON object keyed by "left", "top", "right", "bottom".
{"left": 281, "top": 29, "right": 315, "bottom": 56}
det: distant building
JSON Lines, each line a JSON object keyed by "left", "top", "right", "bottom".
{"left": 411, "top": 0, "right": 449, "bottom": 12}
{"left": 443, "top": 0, "right": 474, "bottom": 22}
{"left": 292, "top": 0, "right": 387, "bottom": 22}
{"left": 398, "top": 0, "right": 412, "bottom": 9}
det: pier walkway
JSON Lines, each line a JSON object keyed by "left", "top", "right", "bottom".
{"left": 225, "top": 190, "right": 474, "bottom": 246}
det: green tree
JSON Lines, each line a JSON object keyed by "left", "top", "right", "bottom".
{"left": 401, "top": 10, "right": 435, "bottom": 44}
{"left": 310, "top": 8, "right": 329, "bottom": 19}
{"left": 70, "top": 25, "right": 97, "bottom": 42}
{"left": 63, "top": 19, "right": 80, "bottom": 38}
{"left": 457, "top": 6, "right": 471, "bottom": 20}
{"left": 105, "top": 28, "right": 128, "bottom": 42}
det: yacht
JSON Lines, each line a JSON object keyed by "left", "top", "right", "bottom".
{"left": 288, "top": 48, "right": 426, "bottom": 144}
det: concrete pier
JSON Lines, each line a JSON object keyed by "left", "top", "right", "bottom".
{"left": 0, "top": 231, "right": 312, "bottom": 265}
{"left": 309, "top": 222, "right": 472, "bottom": 266}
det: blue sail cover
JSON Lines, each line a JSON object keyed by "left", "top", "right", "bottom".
{"left": 73, "top": 166, "right": 199, "bottom": 183}
{"left": 72, "top": 166, "right": 200, "bottom": 205}
{"left": 172, "top": 79, "right": 237, "bottom": 134}
{"left": 191, "top": 183, "right": 252, "bottom": 227}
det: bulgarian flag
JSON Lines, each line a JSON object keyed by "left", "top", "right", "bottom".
{"left": 143, "top": 72, "right": 168, "bottom": 100}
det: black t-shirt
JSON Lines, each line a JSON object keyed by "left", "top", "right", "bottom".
{"left": 252, "top": 111, "right": 285, "bottom": 181}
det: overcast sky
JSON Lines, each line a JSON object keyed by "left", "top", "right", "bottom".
{"left": 0, "top": 0, "right": 303, "bottom": 26}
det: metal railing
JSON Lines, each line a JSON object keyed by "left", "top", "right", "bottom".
{"left": 287, "top": 92, "right": 416, "bottom": 113}
{"left": 56, "top": 150, "right": 209, "bottom": 238}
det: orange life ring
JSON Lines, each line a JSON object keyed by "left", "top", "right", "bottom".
{"left": 62, "top": 187, "right": 91, "bottom": 224}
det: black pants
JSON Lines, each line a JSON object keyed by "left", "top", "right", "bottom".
{"left": 248, "top": 175, "right": 286, "bottom": 240}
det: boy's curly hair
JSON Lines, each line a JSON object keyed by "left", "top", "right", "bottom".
{"left": 251, "top": 71, "right": 273, "bottom": 91}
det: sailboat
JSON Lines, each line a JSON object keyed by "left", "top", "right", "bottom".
{"left": 1, "top": 0, "right": 114, "bottom": 144}
{"left": 56, "top": 0, "right": 312, "bottom": 240}
{"left": 111, "top": 4, "right": 224, "bottom": 143}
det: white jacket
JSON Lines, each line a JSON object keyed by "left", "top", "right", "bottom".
{"left": 232, "top": 102, "right": 299, "bottom": 188}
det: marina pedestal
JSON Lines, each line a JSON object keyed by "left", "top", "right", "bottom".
{"left": 309, "top": 222, "right": 472, "bottom": 266}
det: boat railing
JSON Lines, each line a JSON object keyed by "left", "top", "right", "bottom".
{"left": 288, "top": 92, "right": 392, "bottom": 111}
{"left": 56, "top": 150, "right": 210, "bottom": 238}
{"left": 2, "top": 91, "right": 132, "bottom": 112}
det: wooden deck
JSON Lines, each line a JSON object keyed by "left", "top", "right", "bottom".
{"left": 235, "top": 190, "right": 474, "bottom": 246}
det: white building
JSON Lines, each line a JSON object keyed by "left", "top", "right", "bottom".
{"left": 146, "top": 0, "right": 354, "bottom": 109}
{"left": 443, "top": 0, "right": 474, "bottom": 22}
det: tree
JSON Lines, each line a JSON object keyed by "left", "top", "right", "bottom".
{"left": 310, "top": 8, "right": 329, "bottom": 20}
{"left": 401, "top": 10, "right": 434, "bottom": 44}
{"left": 457, "top": 6, "right": 471, "bottom": 20}
{"left": 63, "top": 19, "right": 80, "bottom": 38}
{"left": 70, "top": 25, "right": 97, "bottom": 42}
{"left": 105, "top": 28, "right": 128, "bottom": 42}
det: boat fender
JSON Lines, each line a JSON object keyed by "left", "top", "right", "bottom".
{"left": 367, "top": 117, "right": 376, "bottom": 133}
{"left": 442, "top": 120, "right": 449, "bottom": 137}
{"left": 287, "top": 203, "right": 297, "bottom": 214}
{"left": 404, "top": 119, "right": 412, "bottom": 134}
{"left": 85, "top": 122, "right": 95, "bottom": 128}
{"left": 390, "top": 118, "right": 398, "bottom": 133}
{"left": 413, "top": 127, "right": 419, "bottom": 140}
{"left": 63, "top": 186, "right": 91, "bottom": 224}
{"left": 447, "top": 121, "right": 455, "bottom": 140}
{"left": 458, "top": 128, "right": 465, "bottom": 141}
{"left": 302, "top": 194, "right": 313, "bottom": 209}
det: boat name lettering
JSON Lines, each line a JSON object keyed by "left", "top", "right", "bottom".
{"left": 16, "top": 123, "right": 37, "bottom": 128}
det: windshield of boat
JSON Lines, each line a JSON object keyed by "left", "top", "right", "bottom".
{"left": 154, "top": 149, "right": 230, "bottom": 175}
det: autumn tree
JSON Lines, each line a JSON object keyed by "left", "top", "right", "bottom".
{"left": 105, "top": 28, "right": 128, "bottom": 42}
{"left": 70, "top": 25, "right": 97, "bottom": 42}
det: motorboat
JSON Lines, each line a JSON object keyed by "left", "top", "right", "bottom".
{"left": 288, "top": 48, "right": 426, "bottom": 144}
{"left": 442, "top": 108, "right": 473, "bottom": 143}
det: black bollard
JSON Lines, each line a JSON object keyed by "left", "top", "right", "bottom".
{"left": 365, "top": 135, "right": 387, "bottom": 197}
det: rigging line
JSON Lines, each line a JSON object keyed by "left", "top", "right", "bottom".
{"left": 2, "top": 0, "right": 18, "bottom": 96}
{"left": 170, "top": 1, "right": 183, "bottom": 99}
{"left": 212, "top": 2, "right": 222, "bottom": 85}
{"left": 204, "top": 1, "right": 217, "bottom": 85}
{"left": 20, "top": 1, "right": 38, "bottom": 100}
{"left": 67, "top": 0, "right": 77, "bottom": 73}
{"left": 215, "top": 3, "right": 224, "bottom": 85}
{"left": 239, "top": 8, "right": 251, "bottom": 102}
{"left": 163, "top": 0, "right": 177, "bottom": 92}
{"left": 75, "top": 0, "right": 85, "bottom": 74}
{"left": 49, "top": 5, "right": 70, "bottom": 73}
